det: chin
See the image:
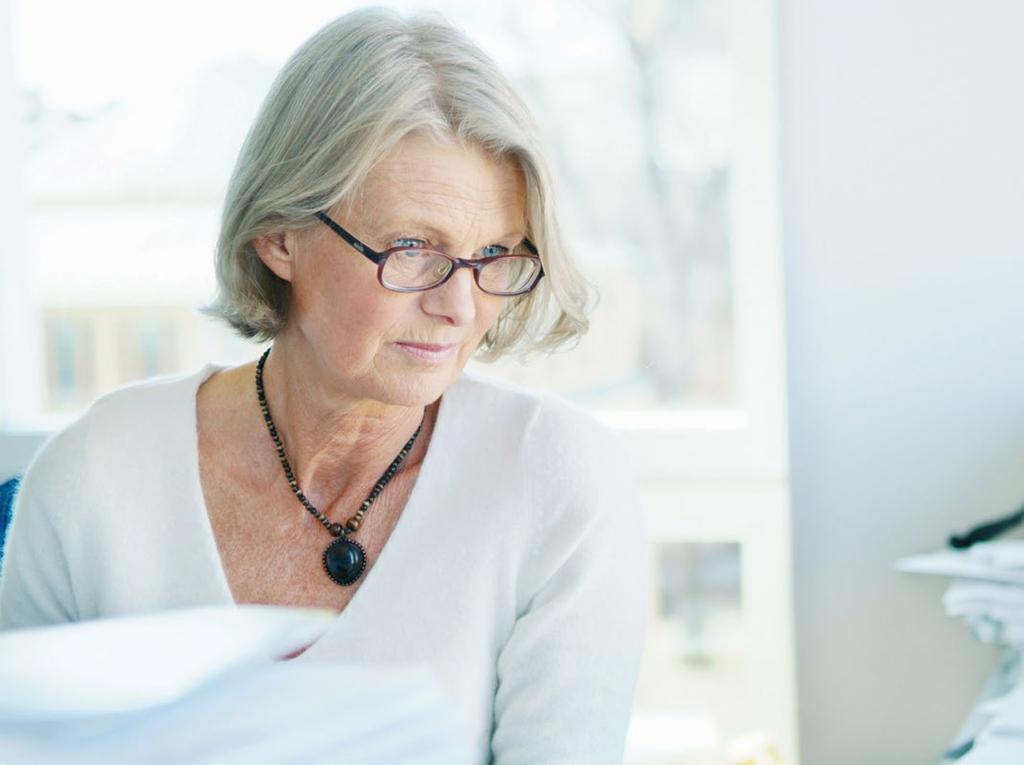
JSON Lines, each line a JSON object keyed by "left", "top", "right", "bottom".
{"left": 379, "top": 365, "right": 459, "bottom": 408}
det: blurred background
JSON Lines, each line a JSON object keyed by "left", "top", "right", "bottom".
{"left": 1, "top": 1, "right": 1022, "bottom": 764}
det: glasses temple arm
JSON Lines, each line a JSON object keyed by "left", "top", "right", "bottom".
{"left": 315, "top": 211, "right": 384, "bottom": 264}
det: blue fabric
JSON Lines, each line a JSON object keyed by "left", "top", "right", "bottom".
{"left": 0, "top": 476, "right": 21, "bottom": 565}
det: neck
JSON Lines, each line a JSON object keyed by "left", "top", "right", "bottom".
{"left": 255, "top": 337, "right": 432, "bottom": 511}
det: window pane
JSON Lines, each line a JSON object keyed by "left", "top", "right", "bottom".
{"left": 629, "top": 541, "right": 747, "bottom": 764}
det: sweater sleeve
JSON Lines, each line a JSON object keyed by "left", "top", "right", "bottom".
{"left": 0, "top": 427, "right": 82, "bottom": 630}
{"left": 489, "top": 400, "right": 650, "bottom": 765}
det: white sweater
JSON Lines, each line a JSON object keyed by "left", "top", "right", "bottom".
{"left": 0, "top": 363, "right": 649, "bottom": 764}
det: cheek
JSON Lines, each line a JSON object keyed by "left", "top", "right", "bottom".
{"left": 475, "top": 295, "right": 506, "bottom": 336}
{"left": 335, "top": 291, "right": 409, "bottom": 349}
{"left": 300, "top": 261, "right": 403, "bottom": 353}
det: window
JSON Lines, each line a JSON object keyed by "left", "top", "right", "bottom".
{"left": 0, "top": 1, "right": 795, "bottom": 762}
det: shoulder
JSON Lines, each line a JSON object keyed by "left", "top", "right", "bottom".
{"left": 446, "top": 367, "right": 546, "bottom": 423}
{"left": 451, "top": 368, "right": 633, "bottom": 496}
{"left": 86, "top": 364, "right": 224, "bottom": 430}
{"left": 449, "top": 367, "right": 613, "bottom": 444}
{"left": 2, "top": 364, "right": 225, "bottom": 622}
{"left": 17, "top": 364, "right": 223, "bottom": 507}
{"left": 454, "top": 374, "right": 646, "bottom": 616}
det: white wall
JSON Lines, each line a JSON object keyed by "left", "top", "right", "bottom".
{"left": 779, "top": 2, "right": 1024, "bottom": 763}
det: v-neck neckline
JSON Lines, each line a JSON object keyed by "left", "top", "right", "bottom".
{"left": 186, "top": 360, "right": 456, "bottom": 626}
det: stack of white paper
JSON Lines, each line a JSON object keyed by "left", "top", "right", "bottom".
{"left": 898, "top": 542, "right": 1024, "bottom": 646}
{"left": 898, "top": 542, "right": 1024, "bottom": 763}
{"left": 896, "top": 547, "right": 1024, "bottom": 587}
{"left": 0, "top": 605, "right": 474, "bottom": 764}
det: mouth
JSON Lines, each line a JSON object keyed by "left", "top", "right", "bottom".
{"left": 394, "top": 342, "right": 459, "bottom": 362}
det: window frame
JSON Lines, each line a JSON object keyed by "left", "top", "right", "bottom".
{"left": 613, "top": 2, "right": 798, "bottom": 761}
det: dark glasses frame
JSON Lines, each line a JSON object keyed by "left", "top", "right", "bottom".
{"left": 314, "top": 211, "right": 544, "bottom": 296}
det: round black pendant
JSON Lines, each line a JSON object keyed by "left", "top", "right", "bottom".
{"left": 323, "top": 536, "right": 366, "bottom": 586}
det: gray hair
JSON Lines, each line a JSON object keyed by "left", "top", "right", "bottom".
{"left": 200, "top": 6, "right": 592, "bottom": 361}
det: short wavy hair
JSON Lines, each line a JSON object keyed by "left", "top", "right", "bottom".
{"left": 200, "top": 7, "right": 592, "bottom": 361}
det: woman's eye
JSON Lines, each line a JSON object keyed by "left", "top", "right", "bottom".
{"left": 481, "top": 245, "right": 507, "bottom": 258}
{"left": 393, "top": 238, "right": 425, "bottom": 249}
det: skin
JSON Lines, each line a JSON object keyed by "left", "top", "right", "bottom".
{"left": 204, "top": 132, "right": 526, "bottom": 536}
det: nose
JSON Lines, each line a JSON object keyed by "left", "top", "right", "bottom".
{"left": 420, "top": 265, "right": 478, "bottom": 326}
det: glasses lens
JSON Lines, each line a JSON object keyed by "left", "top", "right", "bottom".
{"left": 478, "top": 256, "right": 542, "bottom": 295}
{"left": 381, "top": 250, "right": 453, "bottom": 290}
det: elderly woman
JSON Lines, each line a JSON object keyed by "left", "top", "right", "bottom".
{"left": 0, "top": 8, "right": 648, "bottom": 764}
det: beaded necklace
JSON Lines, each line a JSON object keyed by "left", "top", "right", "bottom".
{"left": 254, "top": 346, "right": 423, "bottom": 586}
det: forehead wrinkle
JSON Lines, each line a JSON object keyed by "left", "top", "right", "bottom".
{"left": 389, "top": 175, "right": 519, "bottom": 213}
{"left": 379, "top": 187, "right": 524, "bottom": 246}
{"left": 402, "top": 189, "right": 519, "bottom": 224}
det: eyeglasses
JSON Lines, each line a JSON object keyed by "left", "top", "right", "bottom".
{"left": 315, "top": 211, "right": 544, "bottom": 296}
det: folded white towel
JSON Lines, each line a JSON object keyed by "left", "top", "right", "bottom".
{"left": 946, "top": 580, "right": 1024, "bottom": 614}
{"left": 947, "top": 580, "right": 1024, "bottom": 646}
{"left": 966, "top": 541, "right": 1024, "bottom": 570}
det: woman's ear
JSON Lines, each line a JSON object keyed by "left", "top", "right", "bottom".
{"left": 253, "top": 232, "right": 294, "bottom": 282}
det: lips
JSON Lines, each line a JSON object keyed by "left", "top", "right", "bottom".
{"left": 394, "top": 341, "right": 460, "bottom": 362}
{"left": 396, "top": 342, "right": 457, "bottom": 351}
